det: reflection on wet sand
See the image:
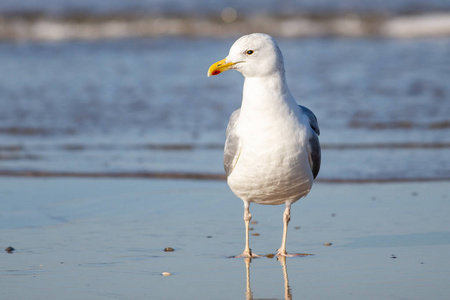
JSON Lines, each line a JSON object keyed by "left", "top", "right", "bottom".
{"left": 244, "top": 257, "right": 292, "bottom": 300}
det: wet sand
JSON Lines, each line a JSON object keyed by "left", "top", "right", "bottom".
{"left": 1, "top": 178, "right": 449, "bottom": 299}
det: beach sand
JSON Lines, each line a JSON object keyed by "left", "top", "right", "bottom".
{"left": 1, "top": 177, "right": 449, "bottom": 299}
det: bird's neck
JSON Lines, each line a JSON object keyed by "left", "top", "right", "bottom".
{"left": 241, "top": 73, "right": 296, "bottom": 114}
{"left": 238, "top": 73, "right": 303, "bottom": 143}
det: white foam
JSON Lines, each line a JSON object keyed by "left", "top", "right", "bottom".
{"left": 382, "top": 14, "right": 450, "bottom": 38}
{"left": 0, "top": 13, "right": 450, "bottom": 41}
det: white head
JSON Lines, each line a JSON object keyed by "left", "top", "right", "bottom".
{"left": 208, "top": 33, "right": 285, "bottom": 78}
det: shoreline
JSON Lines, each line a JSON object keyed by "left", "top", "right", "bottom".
{"left": 1, "top": 169, "right": 449, "bottom": 183}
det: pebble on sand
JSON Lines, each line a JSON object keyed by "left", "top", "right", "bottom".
{"left": 164, "top": 247, "right": 175, "bottom": 252}
{"left": 162, "top": 272, "right": 172, "bottom": 276}
{"left": 324, "top": 242, "right": 333, "bottom": 246}
{"left": 5, "top": 246, "right": 15, "bottom": 253}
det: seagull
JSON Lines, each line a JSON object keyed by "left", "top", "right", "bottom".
{"left": 207, "top": 33, "right": 321, "bottom": 258}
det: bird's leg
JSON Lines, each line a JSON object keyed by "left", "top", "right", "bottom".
{"left": 276, "top": 203, "right": 291, "bottom": 257}
{"left": 236, "top": 202, "right": 260, "bottom": 258}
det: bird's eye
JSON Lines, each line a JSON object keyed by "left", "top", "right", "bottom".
{"left": 246, "top": 50, "right": 254, "bottom": 55}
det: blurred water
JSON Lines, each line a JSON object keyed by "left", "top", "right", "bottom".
{"left": 0, "top": 37, "right": 449, "bottom": 180}
{"left": 1, "top": 0, "right": 449, "bottom": 15}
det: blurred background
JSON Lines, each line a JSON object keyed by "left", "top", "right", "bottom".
{"left": 0, "top": 0, "right": 449, "bottom": 181}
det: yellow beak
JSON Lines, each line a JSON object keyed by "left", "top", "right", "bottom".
{"left": 207, "top": 58, "right": 237, "bottom": 77}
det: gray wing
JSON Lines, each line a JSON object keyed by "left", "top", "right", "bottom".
{"left": 299, "top": 105, "right": 321, "bottom": 179}
{"left": 299, "top": 105, "right": 320, "bottom": 135}
{"left": 224, "top": 109, "right": 241, "bottom": 176}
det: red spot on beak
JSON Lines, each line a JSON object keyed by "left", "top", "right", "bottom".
{"left": 212, "top": 70, "right": 221, "bottom": 75}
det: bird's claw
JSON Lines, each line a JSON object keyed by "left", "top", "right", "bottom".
{"left": 235, "top": 250, "right": 261, "bottom": 258}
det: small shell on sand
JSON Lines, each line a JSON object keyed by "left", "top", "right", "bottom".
{"left": 164, "top": 247, "right": 175, "bottom": 252}
{"left": 162, "top": 272, "right": 172, "bottom": 276}
{"left": 324, "top": 242, "right": 333, "bottom": 246}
